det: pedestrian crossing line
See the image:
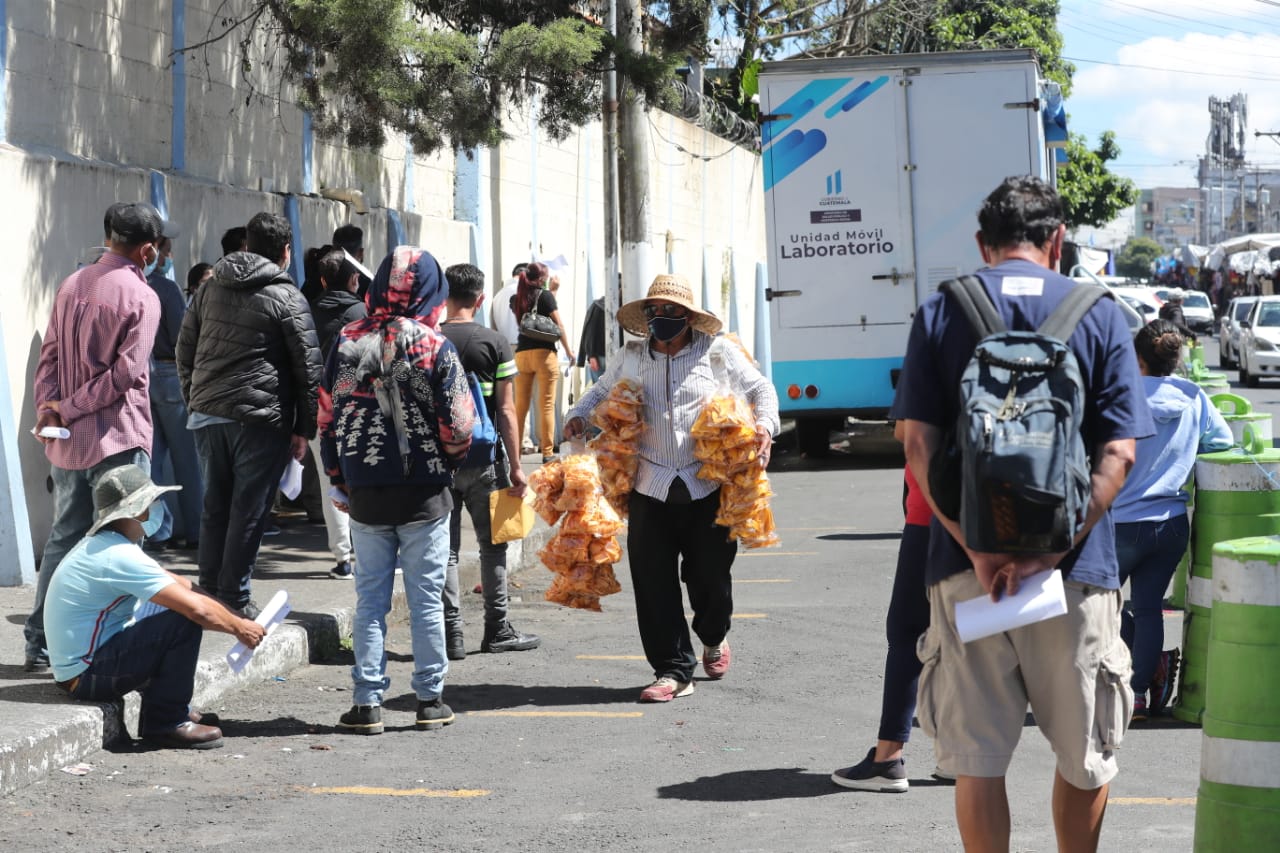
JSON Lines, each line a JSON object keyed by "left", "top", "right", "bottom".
{"left": 305, "top": 786, "right": 490, "bottom": 798}
{"left": 686, "top": 612, "right": 768, "bottom": 618}
{"left": 467, "top": 710, "right": 644, "bottom": 718}
{"left": 1108, "top": 797, "right": 1196, "bottom": 806}
{"left": 576, "top": 654, "right": 647, "bottom": 660}
{"left": 777, "top": 527, "right": 847, "bottom": 531}
{"left": 738, "top": 551, "right": 816, "bottom": 557}
{"left": 735, "top": 578, "right": 793, "bottom": 584}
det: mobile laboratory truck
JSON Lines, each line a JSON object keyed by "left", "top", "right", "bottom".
{"left": 758, "top": 49, "right": 1066, "bottom": 454}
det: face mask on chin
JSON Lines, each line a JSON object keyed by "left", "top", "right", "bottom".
{"left": 647, "top": 315, "right": 689, "bottom": 343}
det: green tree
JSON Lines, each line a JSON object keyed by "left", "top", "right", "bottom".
{"left": 1056, "top": 131, "right": 1140, "bottom": 229}
{"left": 187, "top": 1, "right": 711, "bottom": 154}
{"left": 1115, "top": 236, "right": 1164, "bottom": 279}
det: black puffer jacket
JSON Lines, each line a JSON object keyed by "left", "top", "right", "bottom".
{"left": 177, "top": 252, "right": 323, "bottom": 438}
{"left": 311, "top": 288, "right": 367, "bottom": 358}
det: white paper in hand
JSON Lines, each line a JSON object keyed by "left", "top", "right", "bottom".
{"left": 279, "top": 458, "right": 304, "bottom": 500}
{"left": 954, "top": 569, "right": 1068, "bottom": 644}
{"left": 226, "top": 590, "right": 292, "bottom": 673}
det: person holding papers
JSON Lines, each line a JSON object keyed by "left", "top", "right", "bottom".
{"left": 45, "top": 465, "right": 265, "bottom": 750}
{"left": 1112, "top": 320, "right": 1232, "bottom": 721}
{"left": 892, "top": 177, "right": 1153, "bottom": 852}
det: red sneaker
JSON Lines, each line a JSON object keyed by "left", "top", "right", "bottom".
{"left": 702, "top": 640, "right": 731, "bottom": 679}
{"left": 639, "top": 677, "right": 694, "bottom": 703}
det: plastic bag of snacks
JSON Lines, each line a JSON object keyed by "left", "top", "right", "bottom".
{"left": 538, "top": 445, "right": 629, "bottom": 611}
{"left": 588, "top": 376, "right": 645, "bottom": 517}
{"left": 691, "top": 379, "right": 780, "bottom": 550}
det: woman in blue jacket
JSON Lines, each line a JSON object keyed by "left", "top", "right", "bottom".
{"left": 1112, "top": 320, "right": 1232, "bottom": 720}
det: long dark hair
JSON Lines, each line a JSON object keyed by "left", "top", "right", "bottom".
{"left": 1134, "top": 319, "right": 1183, "bottom": 376}
{"left": 515, "top": 261, "right": 549, "bottom": 318}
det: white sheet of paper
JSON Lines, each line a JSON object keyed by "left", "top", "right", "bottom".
{"left": 954, "top": 568, "right": 1068, "bottom": 644}
{"left": 226, "top": 589, "right": 292, "bottom": 673}
{"left": 279, "top": 458, "right": 304, "bottom": 500}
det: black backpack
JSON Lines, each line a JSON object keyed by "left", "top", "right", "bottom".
{"left": 928, "top": 275, "right": 1110, "bottom": 554}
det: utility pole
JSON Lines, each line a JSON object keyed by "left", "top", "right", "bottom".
{"left": 617, "top": 0, "right": 653, "bottom": 321}
{"left": 602, "top": 0, "right": 622, "bottom": 354}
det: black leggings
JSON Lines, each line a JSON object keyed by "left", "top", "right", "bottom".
{"left": 878, "top": 522, "right": 931, "bottom": 743}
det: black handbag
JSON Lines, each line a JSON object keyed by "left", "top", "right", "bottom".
{"left": 518, "top": 290, "right": 561, "bottom": 343}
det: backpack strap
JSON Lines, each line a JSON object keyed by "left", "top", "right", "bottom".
{"left": 939, "top": 275, "right": 1005, "bottom": 338}
{"left": 1038, "top": 285, "right": 1112, "bottom": 343}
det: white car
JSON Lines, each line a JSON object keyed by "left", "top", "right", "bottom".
{"left": 1238, "top": 296, "right": 1280, "bottom": 387}
{"left": 1155, "top": 288, "right": 1215, "bottom": 335}
{"left": 1219, "top": 296, "right": 1258, "bottom": 368}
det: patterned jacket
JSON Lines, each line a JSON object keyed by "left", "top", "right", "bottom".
{"left": 318, "top": 246, "right": 475, "bottom": 489}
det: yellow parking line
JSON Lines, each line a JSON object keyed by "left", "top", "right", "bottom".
{"left": 739, "top": 551, "right": 816, "bottom": 557}
{"left": 685, "top": 612, "right": 768, "bottom": 618}
{"left": 467, "top": 710, "right": 644, "bottom": 718}
{"left": 778, "top": 527, "right": 847, "bottom": 531}
{"left": 736, "top": 578, "right": 792, "bottom": 584}
{"left": 576, "top": 654, "right": 647, "bottom": 660}
{"left": 1109, "top": 797, "right": 1196, "bottom": 806}
{"left": 306, "top": 786, "right": 489, "bottom": 798}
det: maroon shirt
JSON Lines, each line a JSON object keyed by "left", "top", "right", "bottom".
{"left": 33, "top": 253, "right": 160, "bottom": 470}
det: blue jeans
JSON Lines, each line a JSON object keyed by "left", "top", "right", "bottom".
{"left": 444, "top": 465, "right": 509, "bottom": 630}
{"left": 25, "top": 448, "right": 150, "bottom": 660}
{"left": 68, "top": 608, "right": 203, "bottom": 735}
{"left": 150, "top": 362, "right": 204, "bottom": 543}
{"left": 1116, "top": 515, "right": 1189, "bottom": 694}
{"left": 349, "top": 516, "right": 450, "bottom": 706}
{"left": 879, "top": 523, "right": 931, "bottom": 743}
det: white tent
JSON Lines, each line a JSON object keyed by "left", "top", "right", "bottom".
{"left": 1205, "top": 233, "right": 1280, "bottom": 270}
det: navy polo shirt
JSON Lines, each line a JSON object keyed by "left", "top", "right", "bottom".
{"left": 891, "top": 259, "right": 1154, "bottom": 588}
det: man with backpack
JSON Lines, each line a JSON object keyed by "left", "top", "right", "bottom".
{"left": 440, "top": 264, "right": 540, "bottom": 658}
{"left": 892, "top": 176, "right": 1153, "bottom": 852}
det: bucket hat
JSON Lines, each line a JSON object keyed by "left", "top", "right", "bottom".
{"left": 88, "top": 465, "right": 181, "bottom": 537}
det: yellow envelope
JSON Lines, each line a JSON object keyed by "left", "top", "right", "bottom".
{"left": 489, "top": 490, "right": 535, "bottom": 544}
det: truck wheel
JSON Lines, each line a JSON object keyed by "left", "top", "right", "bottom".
{"left": 796, "top": 417, "right": 839, "bottom": 458}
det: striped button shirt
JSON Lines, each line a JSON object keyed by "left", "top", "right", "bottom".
{"left": 568, "top": 332, "right": 781, "bottom": 501}
{"left": 33, "top": 253, "right": 160, "bottom": 470}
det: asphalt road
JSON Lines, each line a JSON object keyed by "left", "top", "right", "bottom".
{"left": 10, "top": 358, "right": 1260, "bottom": 850}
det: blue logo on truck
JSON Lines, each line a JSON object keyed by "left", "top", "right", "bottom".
{"left": 763, "top": 75, "right": 891, "bottom": 191}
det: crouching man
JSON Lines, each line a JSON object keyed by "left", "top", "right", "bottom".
{"left": 45, "top": 464, "right": 266, "bottom": 749}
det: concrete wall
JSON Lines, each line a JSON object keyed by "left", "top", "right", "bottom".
{"left": 0, "top": 1, "right": 765, "bottom": 568}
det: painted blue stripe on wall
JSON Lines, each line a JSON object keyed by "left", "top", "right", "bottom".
{"left": 0, "top": 0, "right": 8, "bottom": 145}
{"left": 171, "top": 0, "right": 186, "bottom": 170}
{"left": 387, "top": 208, "right": 405, "bottom": 253}
{"left": 772, "top": 357, "right": 901, "bottom": 413}
{"left": 404, "top": 138, "right": 415, "bottom": 212}
{"left": 302, "top": 111, "right": 314, "bottom": 194}
{"left": 283, "top": 195, "right": 304, "bottom": 285}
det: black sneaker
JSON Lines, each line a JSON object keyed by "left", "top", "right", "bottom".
{"left": 416, "top": 698, "right": 455, "bottom": 731}
{"left": 329, "top": 560, "right": 354, "bottom": 580}
{"left": 337, "top": 704, "right": 383, "bottom": 735}
{"left": 23, "top": 655, "right": 50, "bottom": 674}
{"left": 446, "top": 626, "right": 466, "bottom": 661}
{"left": 481, "top": 621, "right": 541, "bottom": 653}
{"left": 831, "top": 747, "right": 909, "bottom": 793}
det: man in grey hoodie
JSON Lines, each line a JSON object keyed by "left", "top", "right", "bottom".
{"left": 176, "top": 213, "right": 323, "bottom": 616}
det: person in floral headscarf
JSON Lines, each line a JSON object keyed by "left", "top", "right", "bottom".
{"left": 319, "top": 245, "right": 476, "bottom": 735}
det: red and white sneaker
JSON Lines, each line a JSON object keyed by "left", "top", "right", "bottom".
{"left": 639, "top": 677, "right": 694, "bottom": 703}
{"left": 702, "top": 640, "right": 731, "bottom": 680}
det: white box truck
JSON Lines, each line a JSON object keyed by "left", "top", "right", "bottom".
{"left": 759, "top": 49, "right": 1061, "bottom": 454}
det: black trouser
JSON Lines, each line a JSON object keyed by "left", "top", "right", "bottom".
{"left": 193, "top": 422, "right": 292, "bottom": 609}
{"left": 878, "top": 522, "right": 931, "bottom": 743}
{"left": 627, "top": 482, "right": 738, "bottom": 682}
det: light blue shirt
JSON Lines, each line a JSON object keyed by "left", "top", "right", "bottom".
{"left": 1112, "top": 375, "right": 1234, "bottom": 524}
{"left": 44, "top": 530, "right": 175, "bottom": 682}
{"left": 568, "top": 333, "right": 780, "bottom": 502}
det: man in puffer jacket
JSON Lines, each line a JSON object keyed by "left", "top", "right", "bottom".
{"left": 176, "top": 212, "right": 322, "bottom": 616}
{"left": 319, "top": 245, "right": 476, "bottom": 735}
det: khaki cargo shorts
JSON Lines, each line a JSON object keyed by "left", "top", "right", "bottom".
{"left": 916, "top": 570, "right": 1133, "bottom": 790}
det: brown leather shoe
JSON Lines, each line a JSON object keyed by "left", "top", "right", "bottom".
{"left": 189, "top": 710, "right": 220, "bottom": 727}
{"left": 143, "top": 721, "right": 224, "bottom": 750}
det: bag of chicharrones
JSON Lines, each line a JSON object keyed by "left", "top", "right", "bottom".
{"left": 588, "top": 375, "right": 644, "bottom": 516}
{"left": 692, "top": 377, "right": 779, "bottom": 550}
{"left": 537, "top": 443, "right": 628, "bottom": 611}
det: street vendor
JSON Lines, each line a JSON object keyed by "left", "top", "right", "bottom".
{"left": 564, "top": 274, "right": 779, "bottom": 703}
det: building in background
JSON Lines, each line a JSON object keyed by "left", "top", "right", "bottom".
{"left": 1135, "top": 188, "right": 1201, "bottom": 253}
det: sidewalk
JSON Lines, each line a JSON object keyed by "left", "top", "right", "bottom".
{"left": 0, "top": 500, "right": 553, "bottom": 796}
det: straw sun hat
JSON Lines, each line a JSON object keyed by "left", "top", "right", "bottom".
{"left": 616, "top": 274, "right": 723, "bottom": 337}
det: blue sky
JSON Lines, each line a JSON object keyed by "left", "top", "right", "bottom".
{"left": 1060, "top": 0, "right": 1280, "bottom": 190}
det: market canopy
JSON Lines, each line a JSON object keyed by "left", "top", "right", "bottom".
{"left": 1205, "top": 233, "right": 1280, "bottom": 270}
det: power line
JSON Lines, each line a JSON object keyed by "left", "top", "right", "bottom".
{"left": 1064, "top": 55, "right": 1280, "bottom": 82}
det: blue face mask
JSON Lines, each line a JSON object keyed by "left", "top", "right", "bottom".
{"left": 141, "top": 246, "right": 159, "bottom": 278}
{"left": 141, "top": 508, "right": 164, "bottom": 539}
{"left": 647, "top": 315, "right": 689, "bottom": 342}
{"left": 160, "top": 257, "right": 174, "bottom": 280}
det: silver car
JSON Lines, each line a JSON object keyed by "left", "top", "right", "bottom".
{"left": 1219, "top": 296, "right": 1258, "bottom": 368}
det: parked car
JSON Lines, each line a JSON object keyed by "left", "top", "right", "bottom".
{"left": 1069, "top": 270, "right": 1144, "bottom": 337}
{"left": 1219, "top": 296, "right": 1259, "bottom": 368}
{"left": 1237, "top": 296, "right": 1280, "bottom": 387}
{"left": 1154, "top": 288, "right": 1215, "bottom": 335}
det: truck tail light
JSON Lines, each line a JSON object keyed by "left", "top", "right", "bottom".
{"left": 804, "top": 384, "right": 820, "bottom": 399}
{"left": 787, "top": 384, "right": 803, "bottom": 400}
